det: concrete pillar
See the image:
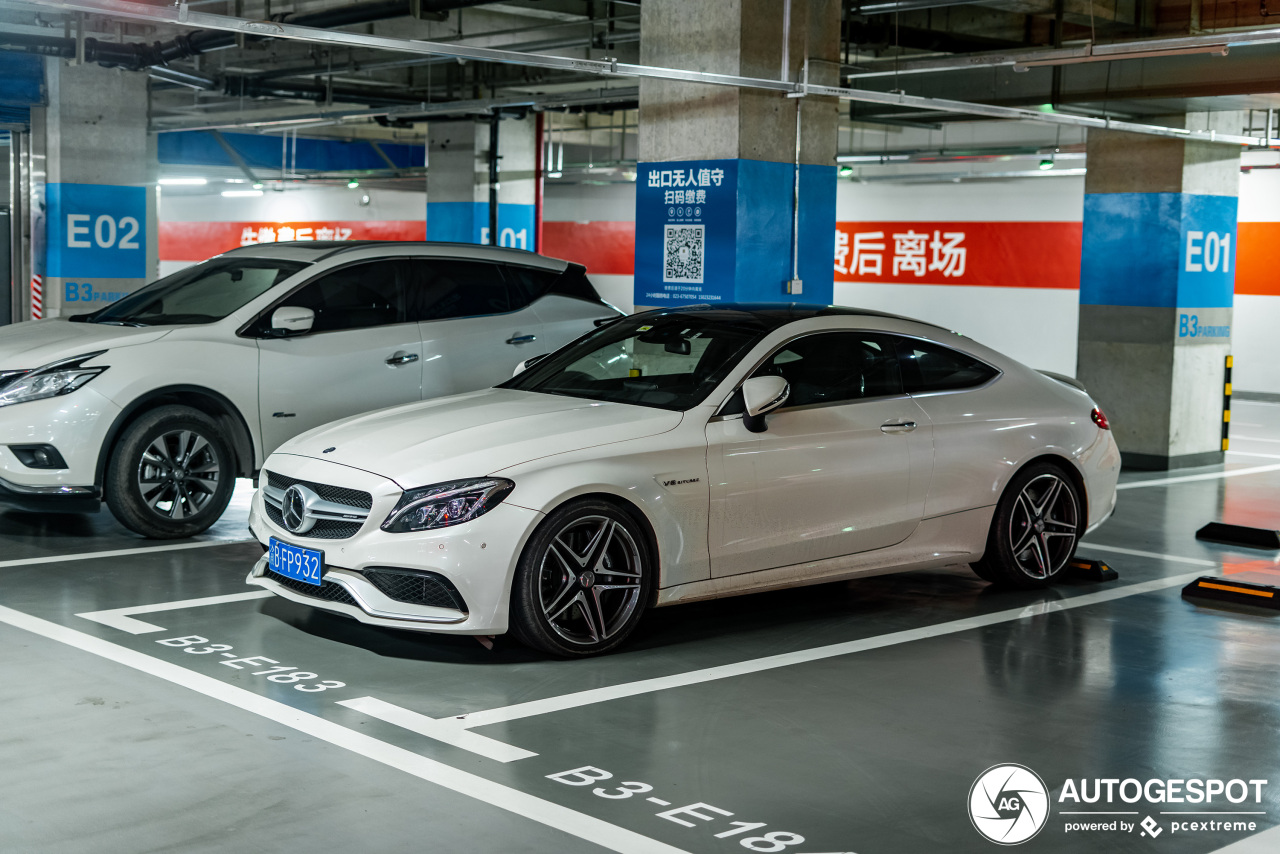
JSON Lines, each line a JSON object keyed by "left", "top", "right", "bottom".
{"left": 634, "top": 0, "right": 840, "bottom": 309}
{"left": 426, "top": 116, "right": 536, "bottom": 250}
{"left": 32, "top": 59, "right": 157, "bottom": 320}
{"left": 1077, "top": 112, "right": 1243, "bottom": 470}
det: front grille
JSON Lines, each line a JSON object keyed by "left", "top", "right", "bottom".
{"left": 265, "top": 568, "right": 359, "bottom": 606}
{"left": 263, "top": 502, "right": 363, "bottom": 540}
{"left": 265, "top": 470, "right": 372, "bottom": 510}
{"left": 364, "top": 567, "right": 468, "bottom": 612}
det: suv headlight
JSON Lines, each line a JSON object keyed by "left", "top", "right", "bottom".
{"left": 0, "top": 352, "right": 107, "bottom": 408}
{"left": 381, "top": 477, "right": 515, "bottom": 533}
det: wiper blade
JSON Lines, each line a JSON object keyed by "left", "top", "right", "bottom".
{"left": 94, "top": 320, "right": 149, "bottom": 327}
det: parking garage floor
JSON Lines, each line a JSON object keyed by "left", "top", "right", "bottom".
{"left": 2, "top": 404, "right": 1280, "bottom": 854}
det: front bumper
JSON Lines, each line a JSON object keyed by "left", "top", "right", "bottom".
{"left": 0, "top": 387, "right": 119, "bottom": 510}
{"left": 246, "top": 455, "right": 544, "bottom": 635}
{"left": 0, "top": 477, "right": 100, "bottom": 513}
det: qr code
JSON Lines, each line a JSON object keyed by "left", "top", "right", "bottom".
{"left": 663, "top": 224, "right": 704, "bottom": 284}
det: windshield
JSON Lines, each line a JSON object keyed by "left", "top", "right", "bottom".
{"left": 501, "top": 313, "right": 767, "bottom": 410}
{"left": 82, "top": 258, "right": 307, "bottom": 326}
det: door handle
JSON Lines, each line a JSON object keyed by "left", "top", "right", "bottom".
{"left": 506, "top": 334, "right": 537, "bottom": 345}
{"left": 881, "top": 420, "right": 918, "bottom": 434}
{"left": 386, "top": 351, "right": 420, "bottom": 366}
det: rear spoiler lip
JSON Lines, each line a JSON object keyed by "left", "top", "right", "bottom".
{"left": 1037, "top": 369, "right": 1088, "bottom": 393}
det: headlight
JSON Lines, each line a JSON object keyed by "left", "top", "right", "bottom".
{"left": 381, "top": 477, "right": 514, "bottom": 533}
{"left": 0, "top": 352, "right": 107, "bottom": 408}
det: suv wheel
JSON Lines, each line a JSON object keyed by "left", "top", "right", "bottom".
{"left": 105, "top": 405, "right": 235, "bottom": 539}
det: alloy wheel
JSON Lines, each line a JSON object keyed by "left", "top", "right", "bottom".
{"left": 1008, "top": 473, "right": 1079, "bottom": 579}
{"left": 537, "top": 515, "right": 644, "bottom": 646}
{"left": 136, "top": 429, "right": 222, "bottom": 520}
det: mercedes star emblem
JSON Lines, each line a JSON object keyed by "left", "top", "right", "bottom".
{"left": 281, "top": 484, "right": 317, "bottom": 534}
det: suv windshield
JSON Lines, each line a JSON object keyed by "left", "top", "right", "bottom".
{"left": 79, "top": 258, "right": 307, "bottom": 326}
{"left": 501, "top": 313, "right": 767, "bottom": 410}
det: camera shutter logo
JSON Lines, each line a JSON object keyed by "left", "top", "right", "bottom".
{"left": 969, "top": 764, "right": 1050, "bottom": 845}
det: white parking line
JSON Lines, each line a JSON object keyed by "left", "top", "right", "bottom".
{"left": 0, "top": 538, "right": 256, "bottom": 570}
{"left": 444, "top": 569, "right": 1207, "bottom": 732}
{"left": 338, "top": 696, "right": 538, "bottom": 763}
{"left": 1076, "top": 543, "right": 1218, "bottom": 567}
{"left": 0, "top": 603, "right": 690, "bottom": 854}
{"left": 1226, "top": 450, "right": 1280, "bottom": 460}
{"left": 1231, "top": 435, "right": 1280, "bottom": 444}
{"left": 77, "top": 591, "right": 274, "bottom": 634}
{"left": 1117, "top": 464, "right": 1280, "bottom": 490}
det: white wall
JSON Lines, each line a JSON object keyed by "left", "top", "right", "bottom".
{"left": 160, "top": 184, "right": 425, "bottom": 224}
{"left": 1233, "top": 169, "right": 1280, "bottom": 396}
{"left": 835, "top": 176, "right": 1085, "bottom": 375}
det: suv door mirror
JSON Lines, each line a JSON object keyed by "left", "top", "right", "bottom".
{"left": 741, "top": 375, "right": 790, "bottom": 433}
{"left": 271, "top": 306, "right": 314, "bottom": 336}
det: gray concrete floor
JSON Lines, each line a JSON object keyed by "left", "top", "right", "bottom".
{"left": 3, "top": 404, "right": 1280, "bottom": 853}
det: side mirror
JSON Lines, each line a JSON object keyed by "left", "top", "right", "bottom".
{"left": 271, "top": 306, "right": 314, "bottom": 336}
{"left": 513, "top": 353, "right": 548, "bottom": 376}
{"left": 740, "top": 375, "right": 790, "bottom": 433}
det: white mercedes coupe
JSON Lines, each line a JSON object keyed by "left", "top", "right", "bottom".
{"left": 247, "top": 305, "right": 1120, "bottom": 656}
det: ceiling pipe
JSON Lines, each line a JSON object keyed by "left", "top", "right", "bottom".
{"left": 40, "top": 0, "right": 1280, "bottom": 147}
{"left": 0, "top": 0, "right": 507, "bottom": 72}
{"left": 846, "top": 26, "right": 1280, "bottom": 79}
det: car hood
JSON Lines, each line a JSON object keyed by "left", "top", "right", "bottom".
{"left": 275, "top": 387, "right": 684, "bottom": 488}
{"left": 0, "top": 318, "right": 171, "bottom": 369}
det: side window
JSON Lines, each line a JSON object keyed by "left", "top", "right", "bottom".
{"left": 406, "top": 259, "right": 512, "bottom": 321}
{"left": 894, "top": 337, "right": 998, "bottom": 393}
{"left": 284, "top": 260, "right": 405, "bottom": 333}
{"left": 503, "top": 265, "right": 559, "bottom": 311}
{"left": 752, "top": 332, "right": 903, "bottom": 408}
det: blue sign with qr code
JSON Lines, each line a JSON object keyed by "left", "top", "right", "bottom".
{"left": 635, "top": 159, "right": 739, "bottom": 307}
{"left": 634, "top": 158, "right": 835, "bottom": 309}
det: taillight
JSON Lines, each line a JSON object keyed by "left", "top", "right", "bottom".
{"left": 1091, "top": 407, "right": 1110, "bottom": 430}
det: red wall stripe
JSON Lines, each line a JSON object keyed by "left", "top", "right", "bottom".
{"left": 541, "top": 220, "right": 636, "bottom": 276}
{"left": 1236, "top": 222, "right": 1280, "bottom": 296}
{"left": 160, "top": 218, "right": 1280, "bottom": 299}
{"left": 159, "top": 220, "right": 426, "bottom": 261}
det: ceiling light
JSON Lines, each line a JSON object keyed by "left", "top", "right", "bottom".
{"left": 836, "top": 154, "right": 910, "bottom": 163}
{"left": 252, "top": 182, "right": 264, "bottom": 189}
{"left": 158, "top": 177, "right": 207, "bottom": 186}
{"left": 221, "top": 189, "right": 263, "bottom": 198}
{"left": 838, "top": 165, "right": 854, "bottom": 177}
{"left": 546, "top": 171, "right": 563, "bottom": 178}
{"left": 347, "top": 180, "right": 360, "bottom": 188}
{"left": 1039, "top": 158, "right": 1055, "bottom": 171}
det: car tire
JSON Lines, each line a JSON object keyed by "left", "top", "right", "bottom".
{"left": 509, "top": 499, "right": 654, "bottom": 657}
{"left": 971, "top": 462, "right": 1083, "bottom": 589}
{"left": 105, "top": 405, "right": 236, "bottom": 539}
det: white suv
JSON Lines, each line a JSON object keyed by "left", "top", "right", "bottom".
{"left": 0, "top": 241, "right": 621, "bottom": 538}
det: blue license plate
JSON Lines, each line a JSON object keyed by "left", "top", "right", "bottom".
{"left": 269, "top": 537, "right": 323, "bottom": 587}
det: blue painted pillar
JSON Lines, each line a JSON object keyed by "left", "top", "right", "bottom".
{"left": 426, "top": 118, "right": 536, "bottom": 250}
{"left": 1076, "top": 117, "right": 1243, "bottom": 470}
{"left": 634, "top": 0, "right": 840, "bottom": 309}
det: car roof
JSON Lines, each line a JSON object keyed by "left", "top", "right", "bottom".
{"left": 221, "top": 240, "right": 569, "bottom": 270}
{"left": 631, "top": 303, "right": 951, "bottom": 332}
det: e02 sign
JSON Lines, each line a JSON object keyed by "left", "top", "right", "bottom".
{"left": 47, "top": 183, "right": 146, "bottom": 279}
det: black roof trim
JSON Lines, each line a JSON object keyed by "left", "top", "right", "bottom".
{"left": 631, "top": 303, "right": 951, "bottom": 332}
